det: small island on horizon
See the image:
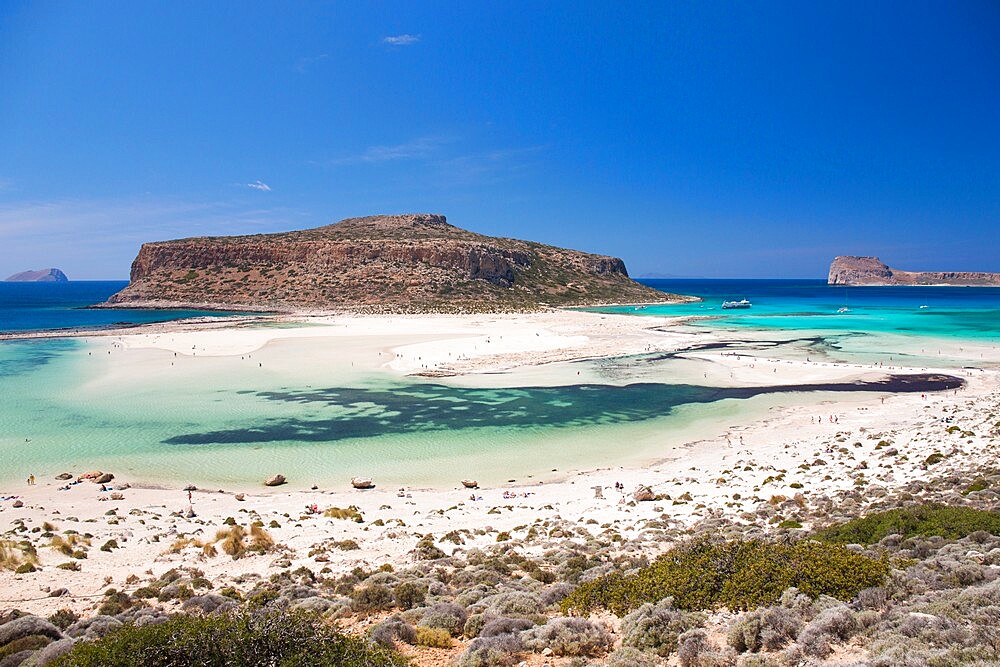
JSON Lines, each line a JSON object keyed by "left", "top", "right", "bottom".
{"left": 5, "top": 268, "right": 68, "bottom": 283}
{"left": 828, "top": 256, "right": 1000, "bottom": 287}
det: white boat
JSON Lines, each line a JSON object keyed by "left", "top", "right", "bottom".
{"left": 919, "top": 305, "right": 928, "bottom": 309}
{"left": 721, "top": 299, "right": 752, "bottom": 309}
{"left": 837, "top": 307, "right": 850, "bottom": 313}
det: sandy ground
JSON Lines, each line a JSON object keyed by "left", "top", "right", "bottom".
{"left": 1, "top": 309, "right": 998, "bottom": 616}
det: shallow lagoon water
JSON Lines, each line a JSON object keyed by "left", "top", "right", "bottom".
{"left": 1, "top": 279, "right": 997, "bottom": 487}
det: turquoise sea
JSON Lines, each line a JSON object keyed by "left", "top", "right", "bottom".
{"left": 0, "top": 279, "right": 997, "bottom": 488}
{"left": 603, "top": 279, "right": 1000, "bottom": 342}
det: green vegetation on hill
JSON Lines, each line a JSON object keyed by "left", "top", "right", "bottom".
{"left": 561, "top": 539, "right": 890, "bottom": 615}
{"left": 812, "top": 503, "right": 1000, "bottom": 545}
{"left": 53, "top": 609, "right": 406, "bottom": 667}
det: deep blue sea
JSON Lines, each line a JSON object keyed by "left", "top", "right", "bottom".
{"left": 0, "top": 281, "right": 249, "bottom": 333}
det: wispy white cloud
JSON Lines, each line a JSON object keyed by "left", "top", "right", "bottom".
{"left": 328, "top": 137, "right": 448, "bottom": 165}
{"left": 383, "top": 34, "right": 420, "bottom": 46}
{"left": 295, "top": 53, "right": 328, "bottom": 73}
{"left": 248, "top": 180, "right": 272, "bottom": 191}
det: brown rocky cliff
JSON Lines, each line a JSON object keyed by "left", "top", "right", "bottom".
{"left": 107, "top": 214, "right": 687, "bottom": 311}
{"left": 829, "top": 256, "right": 1000, "bottom": 286}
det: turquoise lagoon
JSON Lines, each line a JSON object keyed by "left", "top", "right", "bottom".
{"left": 0, "top": 280, "right": 997, "bottom": 488}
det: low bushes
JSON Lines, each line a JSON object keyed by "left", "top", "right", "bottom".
{"left": 619, "top": 598, "right": 704, "bottom": 656}
{"left": 52, "top": 609, "right": 405, "bottom": 666}
{"left": 561, "top": 539, "right": 890, "bottom": 614}
{"left": 812, "top": 504, "right": 1000, "bottom": 545}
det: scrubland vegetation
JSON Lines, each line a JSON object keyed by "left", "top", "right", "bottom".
{"left": 3, "top": 466, "right": 1000, "bottom": 666}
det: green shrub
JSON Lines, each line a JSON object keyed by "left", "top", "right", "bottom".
{"left": 520, "top": 617, "right": 613, "bottom": 657}
{"left": 393, "top": 582, "right": 427, "bottom": 610}
{"left": 560, "top": 539, "right": 890, "bottom": 615}
{"left": 323, "top": 506, "right": 364, "bottom": 522}
{"left": 813, "top": 504, "right": 1000, "bottom": 545}
{"left": 49, "top": 608, "right": 80, "bottom": 630}
{"left": 351, "top": 584, "right": 395, "bottom": 612}
{"left": 414, "top": 626, "right": 452, "bottom": 648}
{"left": 52, "top": 609, "right": 406, "bottom": 666}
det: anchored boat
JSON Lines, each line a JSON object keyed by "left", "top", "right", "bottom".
{"left": 721, "top": 299, "right": 752, "bottom": 309}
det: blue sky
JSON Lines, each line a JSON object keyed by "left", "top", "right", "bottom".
{"left": 1, "top": 2, "right": 997, "bottom": 279}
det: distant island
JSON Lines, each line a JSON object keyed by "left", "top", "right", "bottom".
{"left": 105, "top": 213, "right": 692, "bottom": 312}
{"left": 828, "top": 256, "right": 1000, "bottom": 286}
{"left": 5, "top": 268, "right": 68, "bottom": 282}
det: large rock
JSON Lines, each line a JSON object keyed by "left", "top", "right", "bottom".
{"left": 264, "top": 474, "right": 286, "bottom": 487}
{"left": 0, "top": 617, "right": 63, "bottom": 646}
{"left": 93, "top": 473, "right": 114, "bottom": 484}
{"left": 65, "top": 616, "right": 121, "bottom": 640}
{"left": 103, "top": 214, "right": 693, "bottom": 312}
{"left": 829, "top": 256, "right": 1000, "bottom": 286}
{"left": 20, "top": 638, "right": 75, "bottom": 666}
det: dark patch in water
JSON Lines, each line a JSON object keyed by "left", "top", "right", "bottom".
{"left": 0, "top": 339, "right": 79, "bottom": 377}
{"left": 163, "top": 374, "right": 963, "bottom": 446}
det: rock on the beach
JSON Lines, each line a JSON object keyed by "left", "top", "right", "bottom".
{"left": 632, "top": 485, "right": 656, "bottom": 502}
{"left": 12, "top": 500, "right": 23, "bottom": 508}
{"left": 351, "top": 477, "right": 375, "bottom": 489}
{"left": 264, "top": 474, "right": 286, "bottom": 487}
{"left": 77, "top": 471, "right": 102, "bottom": 481}
{"left": 182, "top": 594, "right": 234, "bottom": 615}
{"left": 0, "top": 616, "right": 64, "bottom": 646}
{"left": 21, "top": 638, "right": 75, "bottom": 666}
{"left": 93, "top": 473, "right": 114, "bottom": 484}
{"left": 54, "top": 473, "right": 73, "bottom": 481}
{"left": 65, "top": 616, "right": 121, "bottom": 640}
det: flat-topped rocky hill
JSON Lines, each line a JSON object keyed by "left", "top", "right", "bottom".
{"left": 106, "top": 214, "right": 687, "bottom": 312}
{"left": 828, "top": 256, "right": 1000, "bottom": 287}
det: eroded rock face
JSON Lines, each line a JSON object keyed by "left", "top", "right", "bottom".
{"left": 828, "top": 256, "right": 1000, "bottom": 286}
{"left": 105, "top": 214, "right": 684, "bottom": 311}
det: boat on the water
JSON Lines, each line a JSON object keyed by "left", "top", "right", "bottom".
{"left": 837, "top": 307, "right": 850, "bottom": 313}
{"left": 721, "top": 299, "right": 752, "bottom": 309}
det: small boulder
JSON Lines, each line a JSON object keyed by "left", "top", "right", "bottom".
{"left": 264, "top": 474, "right": 286, "bottom": 487}
{"left": 0, "top": 616, "right": 64, "bottom": 646}
{"left": 54, "top": 473, "right": 73, "bottom": 481}
{"left": 21, "top": 638, "right": 75, "bottom": 666}
{"left": 234, "top": 493, "right": 245, "bottom": 501}
{"left": 632, "top": 485, "right": 655, "bottom": 502}
{"left": 12, "top": 500, "right": 23, "bottom": 508}
{"left": 65, "top": 616, "right": 120, "bottom": 640}
{"left": 93, "top": 473, "right": 114, "bottom": 484}
{"left": 351, "top": 477, "right": 375, "bottom": 490}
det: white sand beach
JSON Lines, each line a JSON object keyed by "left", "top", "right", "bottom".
{"left": 2, "top": 309, "right": 998, "bottom": 618}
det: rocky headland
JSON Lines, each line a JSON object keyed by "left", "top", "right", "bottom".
{"left": 5, "top": 269, "right": 68, "bottom": 283}
{"left": 828, "top": 256, "right": 1000, "bottom": 286}
{"left": 105, "top": 214, "right": 689, "bottom": 312}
